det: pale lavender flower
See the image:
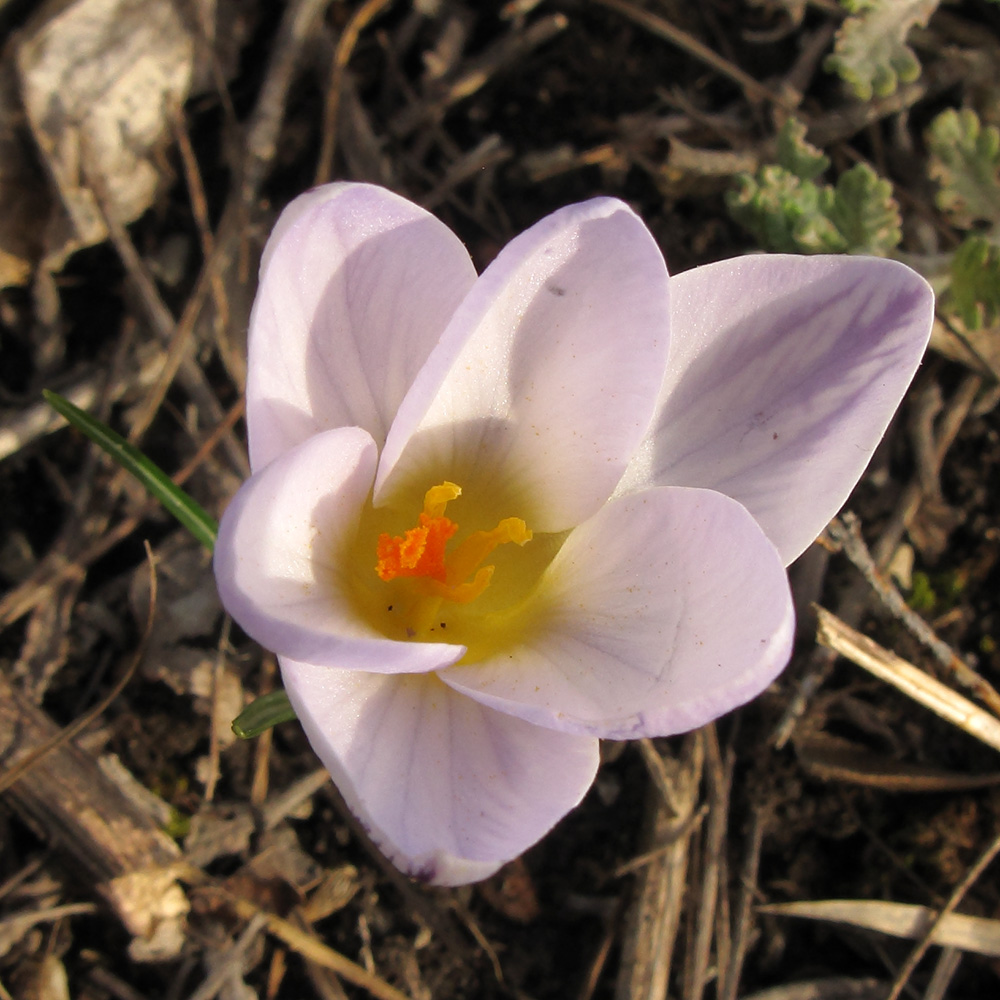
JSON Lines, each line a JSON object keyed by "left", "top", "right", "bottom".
{"left": 214, "top": 183, "right": 933, "bottom": 884}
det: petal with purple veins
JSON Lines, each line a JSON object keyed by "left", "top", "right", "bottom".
{"left": 618, "top": 255, "right": 933, "bottom": 564}
{"left": 376, "top": 198, "right": 671, "bottom": 532}
{"left": 280, "top": 660, "right": 600, "bottom": 886}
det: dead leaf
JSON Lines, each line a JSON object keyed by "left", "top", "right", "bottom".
{"left": 0, "top": 62, "right": 49, "bottom": 287}
{"left": 16, "top": 0, "right": 194, "bottom": 270}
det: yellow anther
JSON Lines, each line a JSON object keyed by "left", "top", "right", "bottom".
{"left": 422, "top": 481, "right": 461, "bottom": 518}
{"left": 445, "top": 518, "right": 533, "bottom": 587}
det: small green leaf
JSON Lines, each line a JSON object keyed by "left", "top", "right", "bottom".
{"left": 946, "top": 235, "right": 1000, "bottom": 330}
{"left": 824, "top": 0, "right": 938, "bottom": 102}
{"left": 232, "top": 690, "right": 298, "bottom": 739}
{"left": 727, "top": 167, "right": 846, "bottom": 254}
{"left": 43, "top": 389, "right": 218, "bottom": 551}
{"left": 927, "top": 109, "right": 1000, "bottom": 228}
{"left": 776, "top": 119, "right": 829, "bottom": 182}
{"left": 826, "top": 163, "right": 902, "bottom": 256}
{"left": 164, "top": 809, "right": 191, "bottom": 840}
{"left": 727, "top": 155, "right": 900, "bottom": 255}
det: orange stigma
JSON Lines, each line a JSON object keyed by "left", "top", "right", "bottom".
{"left": 375, "top": 513, "right": 458, "bottom": 582}
{"left": 374, "top": 482, "right": 532, "bottom": 605}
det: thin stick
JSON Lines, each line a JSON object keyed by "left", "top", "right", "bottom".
{"left": 184, "top": 913, "right": 268, "bottom": 1000}
{"left": 687, "top": 724, "right": 730, "bottom": 1000}
{"left": 82, "top": 151, "right": 247, "bottom": 476}
{"left": 815, "top": 607, "right": 1000, "bottom": 753}
{"left": 591, "top": 0, "right": 793, "bottom": 109}
{"left": 0, "top": 542, "right": 158, "bottom": 794}
{"left": 314, "top": 0, "right": 395, "bottom": 185}
{"left": 829, "top": 514, "right": 1000, "bottom": 717}
{"left": 720, "top": 804, "right": 766, "bottom": 1000}
{"left": 202, "top": 616, "right": 231, "bottom": 803}
{"left": 873, "top": 372, "right": 982, "bottom": 568}
{"left": 228, "top": 898, "right": 417, "bottom": 1000}
{"left": 250, "top": 653, "right": 278, "bottom": 805}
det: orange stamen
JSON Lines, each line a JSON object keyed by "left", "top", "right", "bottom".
{"left": 375, "top": 513, "right": 457, "bottom": 582}
{"left": 374, "top": 482, "right": 532, "bottom": 604}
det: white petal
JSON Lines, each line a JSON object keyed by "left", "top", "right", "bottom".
{"left": 619, "top": 255, "right": 933, "bottom": 564}
{"left": 375, "top": 198, "right": 670, "bottom": 531}
{"left": 442, "top": 488, "right": 794, "bottom": 739}
{"left": 246, "top": 183, "right": 477, "bottom": 470}
{"left": 214, "top": 426, "right": 463, "bottom": 674}
{"left": 281, "top": 660, "right": 600, "bottom": 886}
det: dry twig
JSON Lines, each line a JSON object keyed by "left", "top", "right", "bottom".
{"left": 828, "top": 513, "right": 1000, "bottom": 717}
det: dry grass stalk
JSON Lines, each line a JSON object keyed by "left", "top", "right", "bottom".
{"left": 815, "top": 606, "right": 1000, "bottom": 753}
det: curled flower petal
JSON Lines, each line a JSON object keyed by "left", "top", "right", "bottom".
{"left": 618, "top": 255, "right": 934, "bottom": 564}
{"left": 442, "top": 487, "right": 795, "bottom": 739}
{"left": 215, "top": 426, "right": 463, "bottom": 674}
{"left": 376, "top": 198, "right": 671, "bottom": 531}
{"left": 280, "top": 660, "right": 600, "bottom": 886}
{"left": 247, "top": 184, "right": 477, "bottom": 470}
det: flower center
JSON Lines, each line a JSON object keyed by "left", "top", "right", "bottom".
{"left": 374, "top": 482, "right": 533, "bottom": 608}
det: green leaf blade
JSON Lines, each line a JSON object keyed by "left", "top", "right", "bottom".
{"left": 232, "top": 690, "right": 298, "bottom": 739}
{"left": 43, "top": 389, "right": 218, "bottom": 551}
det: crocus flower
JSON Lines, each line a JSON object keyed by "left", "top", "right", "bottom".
{"left": 214, "top": 183, "right": 933, "bottom": 885}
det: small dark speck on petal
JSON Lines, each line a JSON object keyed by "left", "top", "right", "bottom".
{"left": 547, "top": 284, "right": 566, "bottom": 296}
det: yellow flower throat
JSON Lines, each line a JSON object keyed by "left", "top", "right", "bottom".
{"left": 373, "top": 482, "right": 532, "bottom": 639}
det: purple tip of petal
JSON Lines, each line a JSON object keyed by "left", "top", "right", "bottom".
{"left": 622, "top": 254, "right": 934, "bottom": 564}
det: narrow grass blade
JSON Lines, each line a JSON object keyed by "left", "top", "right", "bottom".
{"left": 43, "top": 389, "right": 218, "bottom": 551}
{"left": 232, "top": 690, "right": 297, "bottom": 738}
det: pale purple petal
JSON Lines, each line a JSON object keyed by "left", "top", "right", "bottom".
{"left": 246, "top": 183, "right": 477, "bottom": 470}
{"left": 442, "top": 487, "right": 794, "bottom": 739}
{"left": 617, "top": 255, "right": 934, "bottom": 564}
{"left": 280, "top": 660, "right": 600, "bottom": 886}
{"left": 214, "top": 426, "right": 464, "bottom": 674}
{"left": 375, "top": 198, "right": 670, "bottom": 531}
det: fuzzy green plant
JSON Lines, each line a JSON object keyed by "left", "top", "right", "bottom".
{"left": 727, "top": 119, "right": 901, "bottom": 256}
{"left": 825, "top": 0, "right": 938, "bottom": 101}
{"left": 927, "top": 109, "right": 1000, "bottom": 331}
